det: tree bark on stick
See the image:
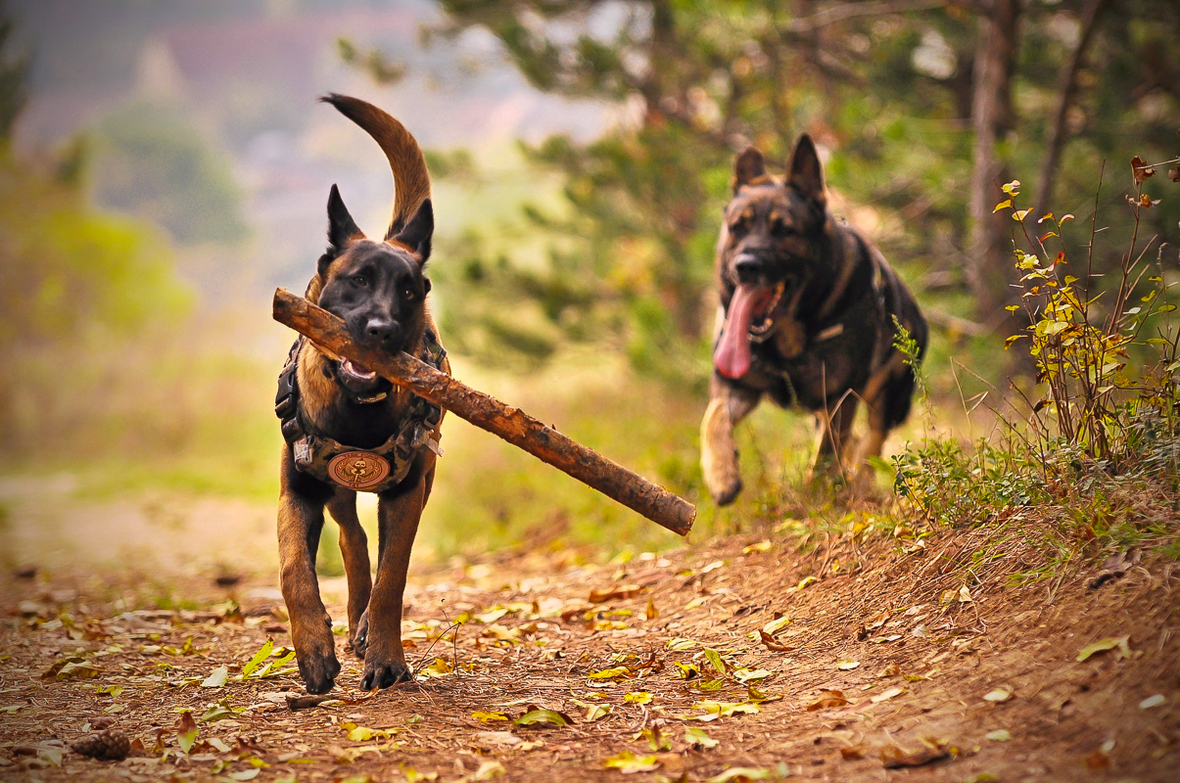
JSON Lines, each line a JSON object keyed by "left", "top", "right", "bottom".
{"left": 273, "top": 288, "right": 696, "bottom": 536}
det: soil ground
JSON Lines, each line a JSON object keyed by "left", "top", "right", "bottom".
{"left": 1, "top": 487, "right": 1178, "bottom": 782}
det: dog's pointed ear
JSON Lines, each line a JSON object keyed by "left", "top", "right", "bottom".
{"left": 326, "top": 184, "right": 362, "bottom": 253}
{"left": 390, "top": 198, "right": 433, "bottom": 263}
{"left": 732, "top": 147, "right": 767, "bottom": 194}
{"left": 787, "top": 134, "right": 826, "bottom": 206}
{"left": 318, "top": 185, "right": 363, "bottom": 279}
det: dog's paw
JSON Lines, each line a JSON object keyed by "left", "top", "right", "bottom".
{"left": 296, "top": 646, "right": 341, "bottom": 695}
{"left": 360, "top": 656, "right": 413, "bottom": 691}
{"left": 351, "top": 611, "right": 370, "bottom": 659}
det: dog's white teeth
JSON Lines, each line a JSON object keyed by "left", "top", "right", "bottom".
{"left": 343, "top": 360, "right": 377, "bottom": 380}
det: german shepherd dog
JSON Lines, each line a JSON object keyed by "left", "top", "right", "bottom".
{"left": 275, "top": 95, "right": 447, "bottom": 693}
{"left": 700, "top": 135, "right": 927, "bottom": 505}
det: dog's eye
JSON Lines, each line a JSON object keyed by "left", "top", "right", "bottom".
{"left": 770, "top": 217, "right": 790, "bottom": 236}
{"left": 403, "top": 287, "right": 416, "bottom": 301}
{"left": 352, "top": 275, "right": 368, "bottom": 287}
{"left": 730, "top": 219, "right": 748, "bottom": 238}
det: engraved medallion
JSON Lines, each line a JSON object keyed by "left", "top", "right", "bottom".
{"left": 327, "top": 451, "right": 391, "bottom": 491}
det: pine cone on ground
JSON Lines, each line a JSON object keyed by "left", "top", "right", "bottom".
{"left": 70, "top": 728, "right": 130, "bottom": 761}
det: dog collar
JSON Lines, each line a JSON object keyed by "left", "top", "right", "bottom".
{"left": 274, "top": 331, "right": 446, "bottom": 493}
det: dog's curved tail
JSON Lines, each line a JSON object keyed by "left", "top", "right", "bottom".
{"left": 320, "top": 93, "right": 430, "bottom": 241}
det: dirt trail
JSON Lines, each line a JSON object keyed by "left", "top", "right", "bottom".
{"left": 0, "top": 491, "right": 1178, "bottom": 782}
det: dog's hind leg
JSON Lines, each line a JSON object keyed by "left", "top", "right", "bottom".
{"left": 701, "top": 380, "right": 760, "bottom": 506}
{"left": 809, "top": 394, "right": 858, "bottom": 481}
{"left": 326, "top": 490, "right": 372, "bottom": 659}
{"left": 857, "top": 354, "right": 911, "bottom": 468}
{"left": 361, "top": 462, "right": 435, "bottom": 690}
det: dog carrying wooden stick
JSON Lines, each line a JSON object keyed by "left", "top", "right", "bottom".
{"left": 275, "top": 94, "right": 446, "bottom": 694}
{"left": 276, "top": 94, "right": 695, "bottom": 696}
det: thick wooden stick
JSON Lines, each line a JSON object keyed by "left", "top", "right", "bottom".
{"left": 273, "top": 288, "right": 696, "bottom": 536}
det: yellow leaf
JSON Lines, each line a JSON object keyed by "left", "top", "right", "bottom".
{"left": 473, "top": 608, "right": 509, "bottom": 624}
{"left": 762, "top": 615, "right": 791, "bottom": 635}
{"left": 471, "top": 711, "right": 509, "bottom": 723}
{"left": 625, "top": 691, "right": 653, "bottom": 705}
{"left": 1076, "top": 636, "right": 1131, "bottom": 662}
{"left": 584, "top": 703, "right": 612, "bottom": 722}
{"left": 474, "top": 760, "right": 506, "bottom": 780}
{"left": 733, "top": 668, "right": 772, "bottom": 683}
{"left": 602, "top": 750, "right": 660, "bottom": 773}
{"left": 707, "top": 768, "right": 773, "bottom": 782}
{"left": 587, "top": 666, "right": 632, "bottom": 680}
{"left": 644, "top": 596, "right": 658, "bottom": 620}
{"left": 417, "top": 658, "right": 454, "bottom": 679}
{"left": 992, "top": 199, "right": 1013, "bottom": 213}
{"left": 687, "top": 700, "right": 761, "bottom": 721}
{"left": 514, "top": 709, "right": 570, "bottom": 728}
{"left": 685, "top": 726, "right": 719, "bottom": 749}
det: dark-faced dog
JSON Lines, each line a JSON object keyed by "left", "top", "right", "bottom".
{"left": 700, "top": 135, "right": 927, "bottom": 505}
{"left": 275, "top": 94, "right": 448, "bottom": 693}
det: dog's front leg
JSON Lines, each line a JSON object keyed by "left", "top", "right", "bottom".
{"left": 326, "top": 491, "right": 372, "bottom": 658}
{"left": 360, "top": 464, "right": 433, "bottom": 690}
{"left": 278, "top": 468, "right": 340, "bottom": 694}
{"left": 700, "top": 379, "right": 760, "bottom": 506}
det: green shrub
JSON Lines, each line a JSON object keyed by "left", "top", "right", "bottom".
{"left": 894, "top": 159, "right": 1180, "bottom": 554}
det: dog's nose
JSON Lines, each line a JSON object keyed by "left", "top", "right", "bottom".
{"left": 364, "top": 317, "right": 402, "bottom": 348}
{"left": 733, "top": 253, "right": 763, "bottom": 284}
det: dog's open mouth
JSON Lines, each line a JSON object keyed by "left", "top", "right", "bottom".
{"left": 713, "top": 282, "right": 785, "bottom": 379}
{"left": 336, "top": 358, "right": 388, "bottom": 398}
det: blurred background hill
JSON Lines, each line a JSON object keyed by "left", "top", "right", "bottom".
{"left": 1, "top": 0, "right": 1177, "bottom": 573}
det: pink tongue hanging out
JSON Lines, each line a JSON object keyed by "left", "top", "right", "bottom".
{"left": 714, "top": 285, "right": 775, "bottom": 379}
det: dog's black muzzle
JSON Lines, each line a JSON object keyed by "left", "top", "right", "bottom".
{"left": 346, "top": 312, "right": 405, "bottom": 356}
{"left": 732, "top": 251, "right": 781, "bottom": 288}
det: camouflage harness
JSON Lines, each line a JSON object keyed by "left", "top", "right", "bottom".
{"left": 274, "top": 330, "right": 446, "bottom": 493}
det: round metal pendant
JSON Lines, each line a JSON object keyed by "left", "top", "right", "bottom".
{"left": 327, "top": 451, "right": 392, "bottom": 491}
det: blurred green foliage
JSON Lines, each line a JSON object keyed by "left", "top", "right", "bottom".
{"left": 92, "top": 101, "right": 249, "bottom": 245}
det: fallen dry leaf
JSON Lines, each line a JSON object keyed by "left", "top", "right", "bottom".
{"left": 707, "top": 768, "right": 773, "bottom": 782}
{"left": 589, "top": 584, "right": 642, "bottom": 603}
{"left": 1076, "top": 636, "right": 1131, "bottom": 662}
{"left": 870, "top": 686, "right": 905, "bottom": 703}
{"left": 806, "top": 690, "right": 849, "bottom": 711}
{"left": 983, "top": 688, "right": 1013, "bottom": 703}
{"left": 757, "top": 630, "right": 792, "bottom": 652}
{"left": 762, "top": 615, "right": 792, "bottom": 635}
{"left": 602, "top": 750, "right": 660, "bottom": 773}
{"left": 880, "top": 738, "right": 953, "bottom": 769}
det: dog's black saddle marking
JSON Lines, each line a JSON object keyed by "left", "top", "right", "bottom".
{"left": 274, "top": 331, "right": 446, "bottom": 493}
